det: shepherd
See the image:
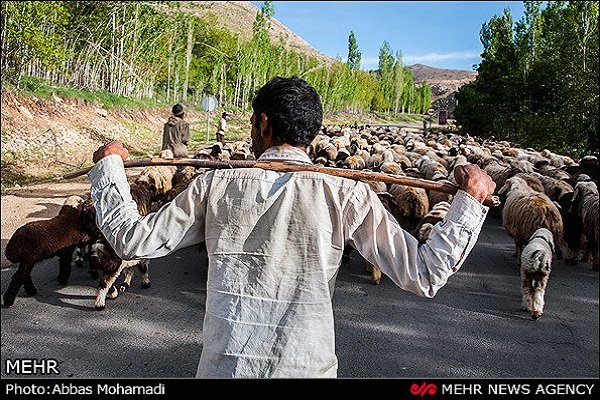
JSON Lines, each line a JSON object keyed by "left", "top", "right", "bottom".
{"left": 88, "top": 76, "right": 495, "bottom": 378}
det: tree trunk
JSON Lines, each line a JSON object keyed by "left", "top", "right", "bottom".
{"left": 182, "top": 19, "right": 194, "bottom": 102}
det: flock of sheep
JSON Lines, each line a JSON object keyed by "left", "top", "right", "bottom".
{"left": 3, "top": 125, "right": 599, "bottom": 321}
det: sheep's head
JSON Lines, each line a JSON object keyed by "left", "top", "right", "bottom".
{"left": 498, "top": 176, "right": 529, "bottom": 197}
{"left": 61, "top": 195, "right": 85, "bottom": 214}
{"left": 571, "top": 181, "right": 599, "bottom": 213}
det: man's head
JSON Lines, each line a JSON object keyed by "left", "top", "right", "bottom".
{"left": 172, "top": 103, "right": 184, "bottom": 118}
{"left": 251, "top": 76, "right": 323, "bottom": 157}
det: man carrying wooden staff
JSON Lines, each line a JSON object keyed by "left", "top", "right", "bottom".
{"left": 89, "top": 76, "right": 495, "bottom": 378}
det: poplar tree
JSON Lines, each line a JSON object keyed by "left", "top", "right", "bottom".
{"left": 346, "top": 31, "right": 361, "bottom": 71}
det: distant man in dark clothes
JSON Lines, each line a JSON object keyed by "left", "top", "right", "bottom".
{"left": 162, "top": 103, "right": 190, "bottom": 158}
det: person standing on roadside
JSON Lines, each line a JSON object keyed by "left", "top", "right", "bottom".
{"left": 216, "top": 112, "right": 229, "bottom": 145}
{"left": 162, "top": 103, "right": 190, "bottom": 158}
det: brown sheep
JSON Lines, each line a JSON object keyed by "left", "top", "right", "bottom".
{"left": 3, "top": 196, "right": 97, "bottom": 307}
{"left": 498, "top": 176, "right": 563, "bottom": 263}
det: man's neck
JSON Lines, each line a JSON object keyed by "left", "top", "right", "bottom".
{"left": 268, "top": 143, "right": 307, "bottom": 153}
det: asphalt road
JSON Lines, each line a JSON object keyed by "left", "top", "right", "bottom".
{"left": 1, "top": 201, "right": 598, "bottom": 379}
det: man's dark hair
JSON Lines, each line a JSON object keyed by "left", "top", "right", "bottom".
{"left": 252, "top": 76, "right": 323, "bottom": 147}
{"left": 172, "top": 103, "right": 184, "bottom": 116}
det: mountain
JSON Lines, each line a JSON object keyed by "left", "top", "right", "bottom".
{"left": 179, "top": 1, "right": 333, "bottom": 64}
{"left": 182, "top": 2, "right": 477, "bottom": 106}
{"left": 409, "top": 63, "right": 478, "bottom": 106}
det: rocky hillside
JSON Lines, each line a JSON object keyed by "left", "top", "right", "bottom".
{"left": 409, "top": 63, "right": 477, "bottom": 104}
{"left": 179, "top": 1, "right": 333, "bottom": 64}
{"left": 0, "top": 90, "right": 182, "bottom": 188}
{"left": 185, "top": 2, "right": 475, "bottom": 106}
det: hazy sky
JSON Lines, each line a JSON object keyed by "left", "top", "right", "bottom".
{"left": 251, "top": 1, "right": 526, "bottom": 71}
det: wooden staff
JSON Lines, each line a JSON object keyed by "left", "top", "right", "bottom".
{"left": 62, "top": 158, "right": 500, "bottom": 207}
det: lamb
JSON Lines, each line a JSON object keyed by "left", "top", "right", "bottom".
{"left": 88, "top": 177, "right": 158, "bottom": 310}
{"left": 520, "top": 228, "right": 555, "bottom": 320}
{"left": 498, "top": 176, "right": 563, "bottom": 263}
{"left": 3, "top": 195, "right": 97, "bottom": 307}
{"left": 570, "top": 181, "right": 599, "bottom": 270}
{"left": 89, "top": 236, "right": 150, "bottom": 311}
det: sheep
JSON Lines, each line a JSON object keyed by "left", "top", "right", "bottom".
{"left": 136, "top": 165, "right": 176, "bottom": 201}
{"left": 387, "top": 183, "right": 429, "bottom": 232}
{"left": 413, "top": 201, "right": 451, "bottom": 243}
{"left": 86, "top": 176, "right": 158, "bottom": 310}
{"left": 570, "top": 181, "right": 599, "bottom": 270}
{"left": 159, "top": 149, "right": 174, "bottom": 159}
{"left": 530, "top": 172, "right": 574, "bottom": 201}
{"left": 89, "top": 236, "right": 150, "bottom": 311}
{"left": 520, "top": 228, "right": 555, "bottom": 320}
{"left": 3, "top": 195, "right": 97, "bottom": 307}
{"left": 361, "top": 182, "right": 429, "bottom": 285}
{"left": 513, "top": 172, "right": 545, "bottom": 193}
{"left": 498, "top": 176, "right": 563, "bottom": 263}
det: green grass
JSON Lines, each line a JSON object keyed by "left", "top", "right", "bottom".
{"left": 11, "top": 76, "right": 160, "bottom": 109}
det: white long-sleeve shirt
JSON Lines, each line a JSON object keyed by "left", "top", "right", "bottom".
{"left": 88, "top": 146, "right": 488, "bottom": 378}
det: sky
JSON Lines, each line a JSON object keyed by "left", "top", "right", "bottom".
{"left": 251, "top": 1, "right": 526, "bottom": 71}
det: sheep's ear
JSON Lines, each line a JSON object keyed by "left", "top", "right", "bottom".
{"left": 498, "top": 181, "right": 510, "bottom": 196}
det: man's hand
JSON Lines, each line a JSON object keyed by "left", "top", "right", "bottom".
{"left": 454, "top": 164, "right": 496, "bottom": 204}
{"left": 93, "top": 140, "right": 129, "bottom": 163}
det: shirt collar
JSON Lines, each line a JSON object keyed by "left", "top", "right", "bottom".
{"left": 257, "top": 145, "right": 313, "bottom": 165}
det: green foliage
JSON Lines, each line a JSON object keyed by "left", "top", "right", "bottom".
{"left": 455, "top": 1, "right": 599, "bottom": 158}
{"left": 17, "top": 76, "right": 158, "bottom": 109}
{"left": 1, "top": 1, "right": 431, "bottom": 118}
{"left": 346, "top": 31, "right": 362, "bottom": 71}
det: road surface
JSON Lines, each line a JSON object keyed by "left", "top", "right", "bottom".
{"left": 1, "top": 178, "right": 598, "bottom": 379}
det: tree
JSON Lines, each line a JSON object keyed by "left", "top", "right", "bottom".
{"left": 455, "top": 2, "right": 599, "bottom": 157}
{"left": 346, "top": 31, "right": 361, "bottom": 71}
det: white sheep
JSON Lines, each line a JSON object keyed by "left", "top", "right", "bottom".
{"left": 520, "top": 228, "right": 555, "bottom": 320}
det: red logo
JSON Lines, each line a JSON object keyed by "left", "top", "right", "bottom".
{"left": 410, "top": 382, "right": 438, "bottom": 397}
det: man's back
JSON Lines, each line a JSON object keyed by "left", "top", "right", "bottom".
{"left": 198, "top": 166, "right": 363, "bottom": 377}
{"left": 162, "top": 116, "right": 190, "bottom": 158}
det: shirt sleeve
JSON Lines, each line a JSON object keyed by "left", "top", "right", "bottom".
{"left": 345, "top": 185, "right": 488, "bottom": 298}
{"left": 88, "top": 155, "right": 208, "bottom": 260}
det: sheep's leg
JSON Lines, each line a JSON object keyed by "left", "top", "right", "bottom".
{"left": 366, "top": 263, "right": 382, "bottom": 285}
{"left": 530, "top": 277, "right": 548, "bottom": 320}
{"left": 554, "top": 246, "right": 563, "bottom": 260}
{"left": 137, "top": 260, "right": 151, "bottom": 289}
{"left": 23, "top": 275, "right": 38, "bottom": 297}
{"left": 57, "top": 246, "right": 75, "bottom": 285}
{"left": 342, "top": 245, "right": 353, "bottom": 265}
{"left": 515, "top": 241, "right": 524, "bottom": 266}
{"left": 520, "top": 274, "right": 532, "bottom": 313}
{"left": 591, "top": 249, "right": 599, "bottom": 271}
{"left": 587, "top": 240, "right": 599, "bottom": 271}
{"left": 564, "top": 247, "right": 579, "bottom": 266}
{"left": 95, "top": 266, "right": 124, "bottom": 311}
{"left": 119, "top": 267, "right": 134, "bottom": 293}
{"left": 3, "top": 262, "right": 35, "bottom": 307}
